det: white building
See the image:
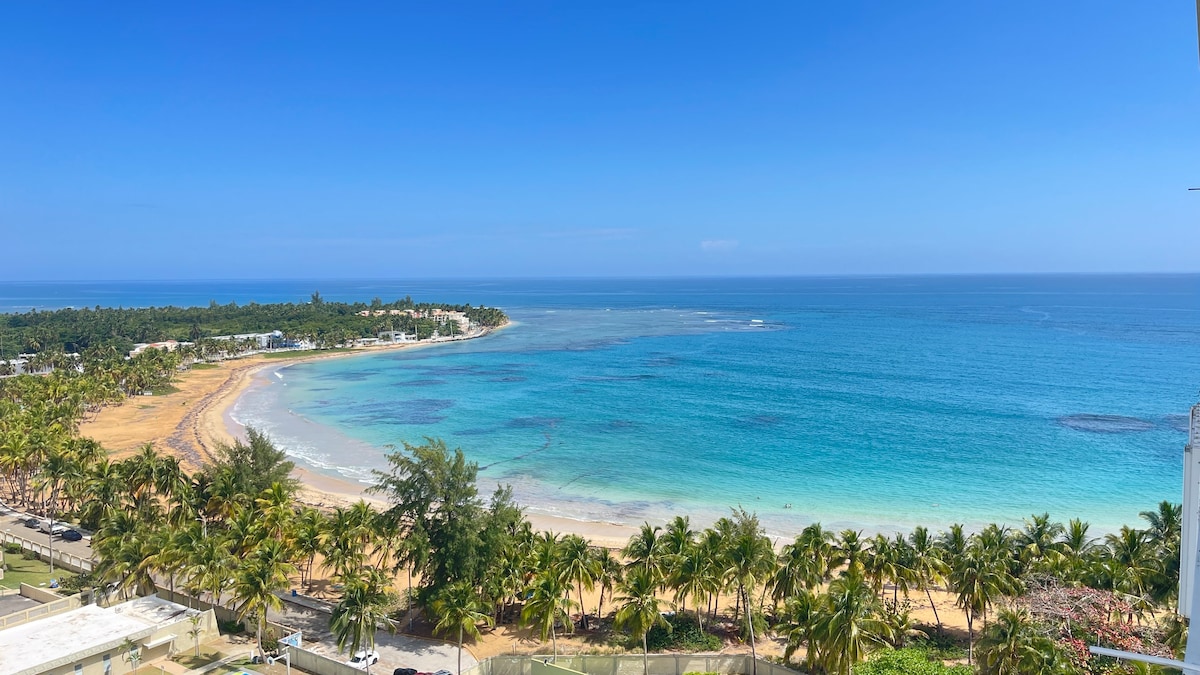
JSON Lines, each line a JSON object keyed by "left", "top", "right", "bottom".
{"left": 0, "top": 596, "right": 217, "bottom": 675}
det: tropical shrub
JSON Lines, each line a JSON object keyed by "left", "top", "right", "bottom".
{"left": 645, "top": 614, "right": 722, "bottom": 652}
{"left": 857, "top": 648, "right": 972, "bottom": 675}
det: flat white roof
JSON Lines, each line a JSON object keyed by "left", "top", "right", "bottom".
{"left": 0, "top": 596, "right": 199, "bottom": 675}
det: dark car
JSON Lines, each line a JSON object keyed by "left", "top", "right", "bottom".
{"left": 394, "top": 669, "right": 418, "bottom": 675}
{"left": 60, "top": 529, "right": 83, "bottom": 542}
{"left": 22, "top": 517, "right": 39, "bottom": 528}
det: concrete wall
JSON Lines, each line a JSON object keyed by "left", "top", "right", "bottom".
{"left": 287, "top": 645, "right": 368, "bottom": 675}
{"left": 532, "top": 660, "right": 589, "bottom": 675}
{"left": 0, "top": 585, "right": 82, "bottom": 630}
{"left": 1, "top": 530, "right": 93, "bottom": 573}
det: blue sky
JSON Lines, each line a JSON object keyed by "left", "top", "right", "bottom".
{"left": 2, "top": 2, "right": 1198, "bottom": 279}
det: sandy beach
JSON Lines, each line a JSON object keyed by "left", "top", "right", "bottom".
{"left": 78, "top": 322, "right": 629, "bottom": 547}
{"left": 79, "top": 327, "right": 975, "bottom": 656}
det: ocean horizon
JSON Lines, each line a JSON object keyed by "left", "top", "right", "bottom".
{"left": 4, "top": 275, "right": 1199, "bottom": 538}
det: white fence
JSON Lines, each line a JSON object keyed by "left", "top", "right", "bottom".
{"left": 465, "top": 655, "right": 806, "bottom": 675}
{"left": 1, "top": 530, "right": 93, "bottom": 573}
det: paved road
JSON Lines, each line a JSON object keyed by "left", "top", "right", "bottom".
{"left": 270, "top": 596, "right": 469, "bottom": 674}
{"left": 0, "top": 506, "right": 94, "bottom": 563}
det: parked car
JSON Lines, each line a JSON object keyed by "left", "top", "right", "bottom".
{"left": 59, "top": 529, "right": 83, "bottom": 541}
{"left": 346, "top": 651, "right": 380, "bottom": 670}
{"left": 394, "top": 669, "right": 418, "bottom": 675}
{"left": 432, "top": 670, "right": 452, "bottom": 675}
{"left": 22, "top": 517, "right": 39, "bottom": 528}
{"left": 38, "top": 520, "right": 66, "bottom": 534}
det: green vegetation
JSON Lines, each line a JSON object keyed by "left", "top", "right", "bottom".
{"left": 259, "top": 347, "right": 354, "bottom": 359}
{"left": 857, "top": 648, "right": 972, "bottom": 675}
{"left": 645, "top": 614, "right": 721, "bottom": 652}
{"left": 0, "top": 294, "right": 507, "bottom": 359}
{"left": 0, "top": 553, "right": 57, "bottom": 589}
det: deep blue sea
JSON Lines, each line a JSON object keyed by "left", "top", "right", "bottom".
{"left": 4, "top": 276, "right": 1198, "bottom": 536}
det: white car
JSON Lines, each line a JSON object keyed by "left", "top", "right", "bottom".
{"left": 346, "top": 650, "right": 380, "bottom": 670}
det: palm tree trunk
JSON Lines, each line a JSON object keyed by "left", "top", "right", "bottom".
{"left": 257, "top": 613, "right": 265, "bottom": 663}
{"left": 642, "top": 632, "right": 649, "bottom": 675}
{"left": 925, "top": 587, "right": 942, "bottom": 635}
{"left": 579, "top": 586, "right": 587, "bottom": 630}
{"left": 744, "top": 588, "right": 757, "bottom": 675}
{"left": 966, "top": 612, "right": 974, "bottom": 665}
{"left": 552, "top": 623, "right": 558, "bottom": 659}
{"left": 458, "top": 627, "right": 463, "bottom": 675}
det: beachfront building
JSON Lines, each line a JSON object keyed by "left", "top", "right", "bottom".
{"left": 211, "top": 330, "right": 284, "bottom": 348}
{"left": 129, "top": 339, "right": 182, "bottom": 356}
{"left": 378, "top": 330, "right": 415, "bottom": 342}
{"left": 0, "top": 595, "right": 217, "bottom": 675}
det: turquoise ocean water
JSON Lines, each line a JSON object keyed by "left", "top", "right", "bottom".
{"left": 4, "top": 276, "right": 1198, "bottom": 536}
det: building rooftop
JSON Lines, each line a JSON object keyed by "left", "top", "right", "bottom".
{"left": 0, "top": 596, "right": 200, "bottom": 675}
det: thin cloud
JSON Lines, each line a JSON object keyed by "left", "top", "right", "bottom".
{"left": 700, "top": 239, "right": 738, "bottom": 252}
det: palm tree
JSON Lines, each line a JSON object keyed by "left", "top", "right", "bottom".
{"left": 976, "top": 607, "right": 1067, "bottom": 675}
{"left": 556, "top": 534, "right": 598, "bottom": 629}
{"left": 520, "top": 571, "right": 577, "bottom": 658}
{"left": 1057, "top": 518, "right": 1097, "bottom": 585}
{"left": 331, "top": 568, "right": 396, "bottom": 675}
{"left": 614, "top": 568, "right": 669, "bottom": 675}
{"left": 624, "top": 523, "right": 666, "bottom": 582}
{"left": 1015, "top": 513, "right": 1064, "bottom": 573}
{"left": 908, "top": 526, "right": 949, "bottom": 635}
{"left": 780, "top": 589, "right": 822, "bottom": 672}
{"left": 1141, "top": 501, "right": 1182, "bottom": 552}
{"left": 432, "top": 582, "right": 493, "bottom": 675}
{"left": 814, "top": 569, "right": 892, "bottom": 675}
{"left": 949, "top": 540, "right": 1016, "bottom": 664}
{"left": 723, "top": 512, "right": 775, "bottom": 668}
{"left": 232, "top": 539, "right": 296, "bottom": 662}
{"left": 837, "top": 529, "right": 868, "bottom": 572}
{"left": 1103, "top": 526, "right": 1158, "bottom": 618}
{"left": 594, "top": 548, "right": 623, "bottom": 623}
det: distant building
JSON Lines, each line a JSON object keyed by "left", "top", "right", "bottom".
{"left": 378, "top": 331, "right": 415, "bottom": 342}
{"left": 210, "top": 331, "right": 284, "bottom": 348}
{"left": 129, "top": 340, "right": 180, "bottom": 356}
{"left": 0, "top": 595, "right": 218, "bottom": 675}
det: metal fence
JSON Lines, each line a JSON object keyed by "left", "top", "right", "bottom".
{"left": 464, "top": 655, "right": 808, "bottom": 675}
{"left": 1, "top": 530, "right": 94, "bottom": 573}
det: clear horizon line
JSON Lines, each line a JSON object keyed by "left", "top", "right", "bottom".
{"left": 3, "top": 271, "right": 1200, "bottom": 284}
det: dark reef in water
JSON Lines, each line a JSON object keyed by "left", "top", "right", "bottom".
{"left": 1164, "top": 414, "right": 1191, "bottom": 434}
{"left": 345, "top": 398, "right": 454, "bottom": 425}
{"left": 506, "top": 416, "right": 562, "bottom": 429}
{"left": 1057, "top": 414, "right": 1156, "bottom": 434}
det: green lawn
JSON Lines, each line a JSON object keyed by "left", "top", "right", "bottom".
{"left": 191, "top": 362, "right": 220, "bottom": 369}
{"left": 0, "top": 553, "right": 58, "bottom": 589}
{"left": 260, "top": 348, "right": 353, "bottom": 359}
{"left": 171, "top": 649, "right": 224, "bottom": 670}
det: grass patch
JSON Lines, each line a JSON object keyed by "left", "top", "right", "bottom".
{"left": 149, "top": 383, "right": 181, "bottom": 396}
{"left": 172, "top": 648, "right": 224, "bottom": 669}
{"left": 260, "top": 348, "right": 354, "bottom": 359}
{"left": 191, "top": 362, "right": 220, "bottom": 370}
{"left": 0, "top": 553, "right": 58, "bottom": 589}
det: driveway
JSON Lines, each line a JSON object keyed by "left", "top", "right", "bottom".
{"left": 271, "top": 596, "right": 470, "bottom": 674}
